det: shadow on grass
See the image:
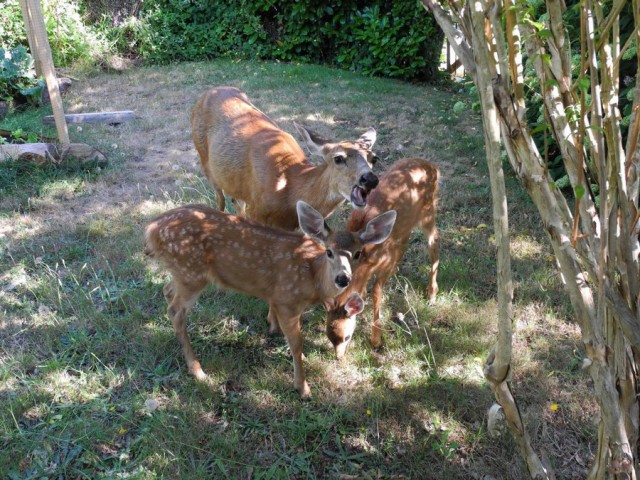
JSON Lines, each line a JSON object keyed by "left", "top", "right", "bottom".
{"left": 0, "top": 255, "right": 592, "bottom": 480}
{"left": 0, "top": 70, "right": 590, "bottom": 478}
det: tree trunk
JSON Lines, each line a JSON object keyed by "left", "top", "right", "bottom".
{"left": 422, "top": 0, "right": 640, "bottom": 477}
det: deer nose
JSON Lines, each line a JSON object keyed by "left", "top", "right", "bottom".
{"left": 359, "top": 172, "right": 379, "bottom": 189}
{"left": 335, "top": 273, "right": 351, "bottom": 288}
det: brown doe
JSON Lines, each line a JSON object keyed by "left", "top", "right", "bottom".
{"left": 144, "top": 200, "right": 396, "bottom": 398}
{"left": 191, "top": 86, "right": 380, "bottom": 230}
{"left": 326, "top": 157, "right": 440, "bottom": 358}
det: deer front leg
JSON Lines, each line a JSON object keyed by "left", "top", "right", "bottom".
{"left": 371, "top": 277, "right": 384, "bottom": 349}
{"left": 166, "top": 281, "right": 207, "bottom": 381}
{"left": 422, "top": 224, "right": 439, "bottom": 303}
{"left": 274, "top": 307, "right": 311, "bottom": 398}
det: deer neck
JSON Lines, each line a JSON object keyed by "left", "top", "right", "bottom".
{"left": 293, "top": 161, "right": 345, "bottom": 218}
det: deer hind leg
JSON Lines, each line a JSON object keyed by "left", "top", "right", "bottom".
{"left": 193, "top": 140, "right": 227, "bottom": 212}
{"left": 371, "top": 271, "right": 392, "bottom": 349}
{"left": 266, "top": 304, "right": 282, "bottom": 335}
{"left": 165, "top": 278, "right": 208, "bottom": 380}
{"left": 273, "top": 306, "right": 310, "bottom": 398}
{"left": 421, "top": 221, "right": 440, "bottom": 304}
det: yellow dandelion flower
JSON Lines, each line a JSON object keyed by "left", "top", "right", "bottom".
{"left": 366, "top": 409, "right": 372, "bottom": 415}
{"left": 550, "top": 403, "right": 559, "bottom": 411}
{"left": 118, "top": 428, "right": 127, "bottom": 434}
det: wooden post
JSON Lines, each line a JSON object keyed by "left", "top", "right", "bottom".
{"left": 19, "top": 0, "right": 70, "bottom": 146}
{"left": 18, "top": 0, "right": 41, "bottom": 76}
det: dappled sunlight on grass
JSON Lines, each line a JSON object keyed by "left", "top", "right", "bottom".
{"left": 0, "top": 59, "right": 594, "bottom": 479}
{"left": 511, "top": 234, "right": 546, "bottom": 260}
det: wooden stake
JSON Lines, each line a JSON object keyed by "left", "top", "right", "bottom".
{"left": 19, "top": 0, "right": 70, "bottom": 146}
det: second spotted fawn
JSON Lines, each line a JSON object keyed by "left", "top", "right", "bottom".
{"left": 325, "top": 157, "right": 440, "bottom": 358}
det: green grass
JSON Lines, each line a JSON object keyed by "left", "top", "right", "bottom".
{"left": 0, "top": 59, "right": 593, "bottom": 479}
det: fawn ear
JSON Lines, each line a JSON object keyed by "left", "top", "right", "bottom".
{"left": 294, "top": 122, "right": 326, "bottom": 157}
{"left": 359, "top": 210, "right": 396, "bottom": 245}
{"left": 343, "top": 292, "right": 365, "bottom": 316}
{"left": 357, "top": 128, "right": 377, "bottom": 149}
{"left": 297, "top": 200, "right": 329, "bottom": 242}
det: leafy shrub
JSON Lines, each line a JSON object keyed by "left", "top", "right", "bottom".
{"left": 3, "top": 0, "right": 444, "bottom": 81}
{"left": 45, "top": 0, "right": 111, "bottom": 68}
{"left": 0, "top": 0, "right": 27, "bottom": 50}
{"left": 334, "top": 2, "right": 442, "bottom": 80}
{"left": 0, "top": 46, "right": 44, "bottom": 105}
{"left": 136, "top": 0, "right": 263, "bottom": 64}
{"left": 130, "top": 0, "right": 443, "bottom": 81}
{"left": 2, "top": 0, "right": 111, "bottom": 68}
{"left": 251, "top": 1, "right": 355, "bottom": 64}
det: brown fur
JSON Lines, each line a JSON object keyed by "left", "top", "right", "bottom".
{"left": 144, "top": 202, "right": 396, "bottom": 397}
{"left": 191, "top": 86, "right": 379, "bottom": 230}
{"left": 326, "top": 157, "right": 440, "bottom": 357}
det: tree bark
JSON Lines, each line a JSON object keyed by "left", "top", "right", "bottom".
{"left": 423, "top": 0, "right": 640, "bottom": 477}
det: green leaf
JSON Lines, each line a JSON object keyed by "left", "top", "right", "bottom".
{"left": 531, "top": 123, "right": 549, "bottom": 134}
{"left": 577, "top": 77, "right": 590, "bottom": 93}
{"left": 538, "top": 29, "right": 553, "bottom": 39}
{"left": 574, "top": 184, "right": 585, "bottom": 200}
{"left": 453, "top": 101, "right": 466, "bottom": 113}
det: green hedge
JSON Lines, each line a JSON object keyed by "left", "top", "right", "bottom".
{"left": 137, "top": 0, "right": 444, "bottom": 81}
{"left": 3, "top": 0, "right": 443, "bottom": 82}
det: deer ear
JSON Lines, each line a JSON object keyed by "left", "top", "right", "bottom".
{"left": 343, "top": 292, "right": 365, "bottom": 316}
{"left": 359, "top": 210, "right": 396, "bottom": 245}
{"left": 297, "top": 200, "right": 329, "bottom": 242}
{"left": 357, "top": 128, "right": 377, "bottom": 149}
{"left": 294, "top": 122, "right": 325, "bottom": 157}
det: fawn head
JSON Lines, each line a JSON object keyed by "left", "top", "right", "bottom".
{"left": 296, "top": 201, "right": 396, "bottom": 293}
{"left": 326, "top": 292, "right": 366, "bottom": 359}
{"left": 294, "top": 123, "right": 380, "bottom": 208}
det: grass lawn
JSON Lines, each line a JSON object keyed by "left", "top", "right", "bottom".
{"left": 0, "top": 60, "right": 593, "bottom": 479}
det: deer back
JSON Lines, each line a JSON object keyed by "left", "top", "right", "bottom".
{"left": 144, "top": 202, "right": 397, "bottom": 311}
{"left": 347, "top": 157, "right": 439, "bottom": 284}
{"left": 191, "top": 86, "right": 380, "bottom": 230}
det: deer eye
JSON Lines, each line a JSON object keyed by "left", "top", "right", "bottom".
{"left": 333, "top": 155, "right": 346, "bottom": 165}
{"left": 326, "top": 249, "right": 334, "bottom": 258}
{"left": 354, "top": 251, "right": 361, "bottom": 260}
{"left": 344, "top": 334, "right": 352, "bottom": 342}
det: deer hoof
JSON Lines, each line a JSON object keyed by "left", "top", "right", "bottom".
{"left": 268, "top": 324, "right": 281, "bottom": 336}
{"left": 298, "top": 382, "right": 312, "bottom": 400}
{"left": 190, "top": 362, "right": 207, "bottom": 381}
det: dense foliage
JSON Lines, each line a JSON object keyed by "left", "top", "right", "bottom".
{"left": 1, "top": 0, "right": 109, "bottom": 68}
{"left": 134, "top": 0, "right": 443, "bottom": 81}
{"left": 0, "top": 46, "right": 44, "bottom": 105}
{"left": 2, "top": 0, "right": 443, "bottom": 82}
{"left": 0, "top": 0, "right": 27, "bottom": 51}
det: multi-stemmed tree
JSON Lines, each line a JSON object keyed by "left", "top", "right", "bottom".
{"left": 422, "top": 0, "right": 640, "bottom": 477}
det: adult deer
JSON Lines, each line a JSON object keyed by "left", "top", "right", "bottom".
{"left": 144, "top": 200, "right": 396, "bottom": 398}
{"left": 191, "top": 86, "right": 379, "bottom": 230}
{"left": 325, "top": 157, "right": 440, "bottom": 358}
